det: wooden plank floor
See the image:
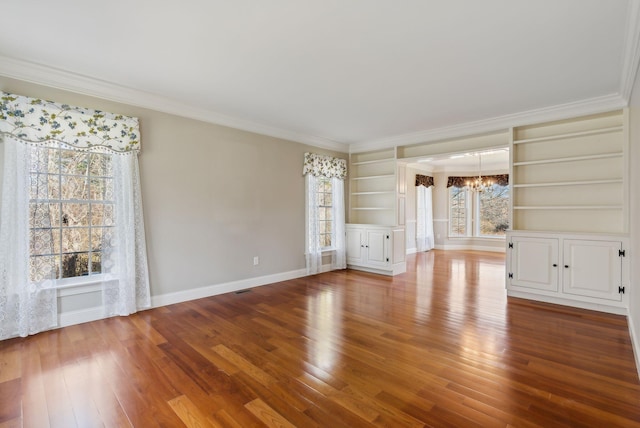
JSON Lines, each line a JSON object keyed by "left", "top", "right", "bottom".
{"left": 1, "top": 250, "right": 639, "bottom": 427}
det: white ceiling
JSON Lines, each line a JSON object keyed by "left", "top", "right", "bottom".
{"left": 407, "top": 149, "right": 509, "bottom": 173}
{"left": 0, "top": 1, "right": 638, "bottom": 152}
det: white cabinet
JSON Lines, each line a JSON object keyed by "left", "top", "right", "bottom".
{"left": 346, "top": 224, "right": 406, "bottom": 276}
{"left": 509, "top": 236, "right": 559, "bottom": 292}
{"left": 562, "top": 239, "right": 622, "bottom": 301}
{"left": 346, "top": 227, "right": 365, "bottom": 265}
{"left": 506, "top": 231, "right": 628, "bottom": 314}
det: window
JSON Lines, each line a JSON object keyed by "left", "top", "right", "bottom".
{"left": 29, "top": 147, "right": 114, "bottom": 282}
{"left": 449, "top": 186, "right": 469, "bottom": 236}
{"left": 478, "top": 183, "right": 510, "bottom": 236}
{"left": 303, "top": 152, "right": 346, "bottom": 275}
{"left": 1, "top": 91, "right": 151, "bottom": 339}
{"left": 316, "top": 177, "right": 333, "bottom": 248}
{"left": 449, "top": 183, "right": 509, "bottom": 237}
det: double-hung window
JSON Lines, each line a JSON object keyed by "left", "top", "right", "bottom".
{"left": 477, "top": 183, "right": 510, "bottom": 236}
{"left": 449, "top": 186, "right": 470, "bottom": 237}
{"left": 316, "top": 177, "right": 333, "bottom": 249}
{"left": 29, "top": 147, "right": 114, "bottom": 282}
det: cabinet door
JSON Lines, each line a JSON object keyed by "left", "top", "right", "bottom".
{"left": 562, "top": 240, "right": 622, "bottom": 301}
{"left": 346, "top": 228, "right": 364, "bottom": 264}
{"left": 366, "top": 230, "right": 389, "bottom": 268}
{"left": 509, "top": 236, "right": 559, "bottom": 291}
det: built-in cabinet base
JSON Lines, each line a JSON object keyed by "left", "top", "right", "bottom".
{"left": 506, "top": 230, "right": 629, "bottom": 314}
{"left": 346, "top": 224, "right": 406, "bottom": 276}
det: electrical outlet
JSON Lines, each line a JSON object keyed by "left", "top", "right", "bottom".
{"left": 253, "top": 256, "right": 259, "bottom": 266}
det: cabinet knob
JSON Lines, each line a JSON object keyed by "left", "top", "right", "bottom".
{"left": 552, "top": 264, "right": 557, "bottom": 267}
{"left": 564, "top": 265, "right": 569, "bottom": 268}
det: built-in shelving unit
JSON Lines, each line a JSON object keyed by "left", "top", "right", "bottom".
{"left": 349, "top": 148, "right": 397, "bottom": 225}
{"left": 347, "top": 149, "right": 406, "bottom": 276}
{"left": 510, "top": 110, "right": 628, "bottom": 234}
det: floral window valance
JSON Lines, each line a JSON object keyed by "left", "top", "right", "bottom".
{"left": 303, "top": 152, "right": 347, "bottom": 179}
{"left": 0, "top": 91, "right": 140, "bottom": 153}
{"left": 447, "top": 174, "right": 509, "bottom": 188}
{"left": 415, "top": 174, "right": 434, "bottom": 188}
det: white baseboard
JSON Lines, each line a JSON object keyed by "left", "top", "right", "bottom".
{"left": 507, "top": 290, "right": 628, "bottom": 315}
{"left": 407, "top": 245, "right": 504, "bottom": 254}
{"left": 59, "top": 306, "right": 104, "bottom": 328}
{"left": 628, "top": 312, "right": 640, "bottom": 380}
{"left": 435, "top": 244, "right": 506, "bottom": 253}
{"left": 151, "top": 267, "right": 309, "bottom": 308}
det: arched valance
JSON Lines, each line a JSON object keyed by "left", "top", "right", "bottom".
{"left": 303, "top": 152, "right": 347, "bottom": 179}
{"left": 447, "top": 174, "right": 509, "bottom": 188}
{"left": 0, "top": 92, "right": 140, "bottom": 153}
{"left": 415, "top": 174, "right": 434, "bottom": 187}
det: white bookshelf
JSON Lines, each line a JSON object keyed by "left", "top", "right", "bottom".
{"left": 510, "top": 110, "right": 628, "bottom": 233}
{"left": 349, "top": 148, "right": 397, "bottom": 225}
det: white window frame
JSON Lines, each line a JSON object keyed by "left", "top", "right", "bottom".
{"left": 448, "top": 185, "right": 508, "bottom": 239}
{"left": 316, "top": 177, "right": 334, "bottom": 250}
{"left": 29, "top": 146, "right": 114, "bottom": 283}
{"left": 449, "top": 186, "right": 471, "bottom": 237}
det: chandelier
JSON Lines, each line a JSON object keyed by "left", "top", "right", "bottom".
{"left": 465, "top": 154, "right": 493, "bottom": 192}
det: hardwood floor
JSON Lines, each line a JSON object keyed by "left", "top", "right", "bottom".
{"left": 1, "top": 250, "right": 639, "bottom": 427}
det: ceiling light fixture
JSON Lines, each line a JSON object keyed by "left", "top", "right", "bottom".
{"left": 465, "top": 153, "right": 493, "bottom": 193}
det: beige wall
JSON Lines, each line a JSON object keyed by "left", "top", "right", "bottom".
{"left": 0, "top": 77, "right": 347, "bottom": 312}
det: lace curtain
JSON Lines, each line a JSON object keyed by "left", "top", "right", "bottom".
{"left": 303, "top": 153, "right": 347, "bottom": 274}
{"left": 0, "top": 92, "right": 150, "bottom": 339}
{"left": 416, "top": 175, "right": 435, "bottom": 252}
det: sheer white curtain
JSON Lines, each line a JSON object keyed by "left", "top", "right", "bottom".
{"left": 331, "top": 176, "right": 346, "bottom": 270}
{"left": 102, "top": 152, "right": 151, "bottom": 317}
{"left": 0, "top": 137, "right": 58, "bottom": 338}
{"left": 305, "top": 174, "right": 322, "bottom": 274}
{"left": 0, "top": 91, "right": 150, "bottom": 340}
{"left": 416, "top": 185, "right": 435, "bottom": 252}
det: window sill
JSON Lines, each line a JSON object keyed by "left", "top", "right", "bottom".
{"left": 305, "top": 248, "right": 336, "bottom": 256}
{"left": 56, "top": 276, "right": 106, "bottom": 297}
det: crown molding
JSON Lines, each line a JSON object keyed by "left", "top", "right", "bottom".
{"left": 349, "top": 93, "right": 627, "bottom": 153}
{"left": 0, "top": 56, "right": 348, "bottom": 153}
{"left": 0, "top": 55, "right": 632, "bottom": 157}
{"left": 620, "top": 0, "right": 640, "bottom": 101}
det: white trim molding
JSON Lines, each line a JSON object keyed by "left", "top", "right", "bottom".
{"left": 508, "top": 290, "right": 628, "bottom": 316}
{"left": 0, "top": 56, "right": 348, "bottom": 153}
{"left": 350, "top": 94, "right": 627, "bottom": 153}
{"left": 628, "top": 313, "right": 640, "bottom": 380}
{"left": 0, "top": 54, "right": 634, "bottom": 156}
{"left": 435, "top": 244, "right": 506, "bottom": 253}
{"left": 151, "top": 268, "right": 310, "bottom": 308}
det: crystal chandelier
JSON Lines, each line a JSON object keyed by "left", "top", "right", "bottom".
{"left": 465, "top": 154, "right": 493, "bottom": 192}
